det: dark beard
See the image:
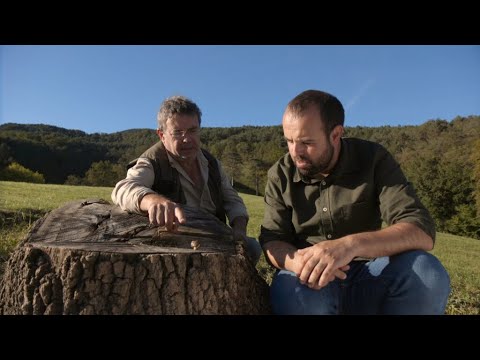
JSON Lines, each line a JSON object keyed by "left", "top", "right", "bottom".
{"left": 295, "top": 143, "right": 334, "bottom": 178}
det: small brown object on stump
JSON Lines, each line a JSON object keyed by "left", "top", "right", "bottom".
{"left": 0, "top": 199, "right": 270, "bottom": 315}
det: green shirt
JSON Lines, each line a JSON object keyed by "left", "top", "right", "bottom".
{"left": 259, "top": 138, "right": 435, "bottom": 249}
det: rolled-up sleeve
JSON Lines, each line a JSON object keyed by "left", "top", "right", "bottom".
{"left": 374, "top": 148, "right": 436, "bottom": 242}
{"left": 111, "top": 158, "right": 157, "bottom": 214}
{"left": 216, "top": 160, "right": 249, "bottom": 225}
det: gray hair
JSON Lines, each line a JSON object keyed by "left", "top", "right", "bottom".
{"left": 157, "top": 95, "right": 202, "bottom": 130}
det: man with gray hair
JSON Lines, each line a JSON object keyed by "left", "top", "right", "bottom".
{"left": 112, "top": 95, "right": 261, "bottom": 264}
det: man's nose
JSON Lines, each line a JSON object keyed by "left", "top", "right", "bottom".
{"left": 292, "top": 142, "right": 304, "bottom": 156}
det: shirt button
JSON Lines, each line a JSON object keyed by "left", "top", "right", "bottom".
{"left": 327, "top": 234, "right": 332, "bottom": 239}
{"left": 321, "top": 181, "right": 326, "bottom": 186}
{"left": 322, "top": 207, "right": 328, "bottom": 212}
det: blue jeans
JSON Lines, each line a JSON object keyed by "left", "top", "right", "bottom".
{"left": 270, "top": 250, "right": 450, "bottom": 315}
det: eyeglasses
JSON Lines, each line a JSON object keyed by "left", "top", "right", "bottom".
{"left": 169, "top": 127, "right": 201, "bottom": 139}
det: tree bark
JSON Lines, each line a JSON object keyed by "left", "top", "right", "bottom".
{"left": 0, "top": 199, "right": 270, "bottom": 315}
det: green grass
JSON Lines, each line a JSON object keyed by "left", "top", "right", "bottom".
{"left": 430, "top": 233, "right": 480, "bottom": 315}
{"left": 0, "top": 181, "right": 113, "bottom": 211}
{"left": 1, "top": 181, "right": 479, "bottom": 314}
{"left": 240, "top": 193, "right": 274, "bottom": 283}
{"left": 0, "top": 181, "right": 113, "bottom": 264}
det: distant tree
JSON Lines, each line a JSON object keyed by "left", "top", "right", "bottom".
{"left": 0, "top": 143, "right": 12, "bottom": 168}
{"left": 244, "top": 158, "right": 269, "bottom": 196}
{"left": 258, "top": 140, "right": 286, "bottom": 164}
{"left": 2, "top": 119, "right": 480, "bottom": 239}
{"left": 84, "top": 161, "right": 124, "bottom": 187}
{"left": 472, "top": 139, "right": 480, "bottom": 216}
{"left": 403, "top": 154, "right": 450, "bottom": 229}
{"left": 221, "top": 146, "right": 241, "bottom": 187}
{"left": 445, "top": 204, "right": 480, "bottom": 240}
{"left": 207, "top": 142, "right": 225, "bottom": 159}
{"left": 65, "top": 175, "right": 84, "bottom": 186}
{"left": 0, "top": 162, "right": 45, "bottom": 183}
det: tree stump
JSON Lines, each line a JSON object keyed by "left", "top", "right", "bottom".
{"left": 0, "top": 199, "right": 270, "bottom": 315}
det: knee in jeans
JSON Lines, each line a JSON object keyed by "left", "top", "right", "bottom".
{"left": 403, "top": 250, "right": 451, "bottom": 294}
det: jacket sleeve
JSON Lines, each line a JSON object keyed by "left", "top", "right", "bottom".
{"left": 111, "top": 157, "right": 157, "bottom": 214}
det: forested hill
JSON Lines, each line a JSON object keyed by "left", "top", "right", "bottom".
{"left": 1, "top": 116, "right": 480, "bottom": 239}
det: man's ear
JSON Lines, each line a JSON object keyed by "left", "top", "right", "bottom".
{"left": 330, "top": 125, "right": 344, "bottom": 144}
{"left": 157, "top": 129, "right": 165, "bottom": 141}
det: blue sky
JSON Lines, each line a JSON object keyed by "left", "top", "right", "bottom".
{"left": 1, "top": 45, "right": 479, "bottom": 134}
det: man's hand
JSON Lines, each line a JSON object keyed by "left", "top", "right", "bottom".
{"left": 295, "top": 239, "right": 354, "bottom": 290}
{"left": 232, "top": 228, "right": 248, "bottom": 247}
{"left": 141, "top": 194, "right": 186, "bottom": 232}
{"left": 231, "top": 216, "right": 248, "bottom": 247}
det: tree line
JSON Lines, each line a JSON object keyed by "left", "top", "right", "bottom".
{"left": 1, "top": 116, "right": 479, "bottom": 239}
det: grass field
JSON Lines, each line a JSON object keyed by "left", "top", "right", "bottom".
{"left": 1, "top": 180, "right": 479, "bottom": 314}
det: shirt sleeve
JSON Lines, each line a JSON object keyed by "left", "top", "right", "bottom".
{"left": 216, "top": 159, "right": 249, "bottom": 225}
{"left": 375, "top": 147, "right": 436, "bottom": 242}
{"left": 259, "top": 166, "right": 295, "bottom": 248}
{"left": 111, "top": 157, "right": 157, "bottom": 214}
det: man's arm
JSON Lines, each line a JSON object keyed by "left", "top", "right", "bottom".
{"left": 296, "top": 222, "right": 432, "bottom": 289}
{"left": 259, "top": 167, "right": 301, "bottom": 268}
{"left": 112, "top": 158, "right": 185, "bottom": 231}
{"left": 230, "top": 215, "right": 247, "bottom": 235}
{"left": 263, "top": 240, "right": 303, "bottom": 273}
{"left": 375, "top": 146, "right": 436, "bottom": 243}
{"left": 230, "top": 215, "right": 248, "bottom": 244}
{"left": 111, "top": 158, "right": 157, "bottom": 213}
{"left": 343, "top": 222, "right": 433, "bottom": 258}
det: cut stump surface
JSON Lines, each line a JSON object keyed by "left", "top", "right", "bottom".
{"left": 0, "top": 199, "right": 270, "bottom": 315}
